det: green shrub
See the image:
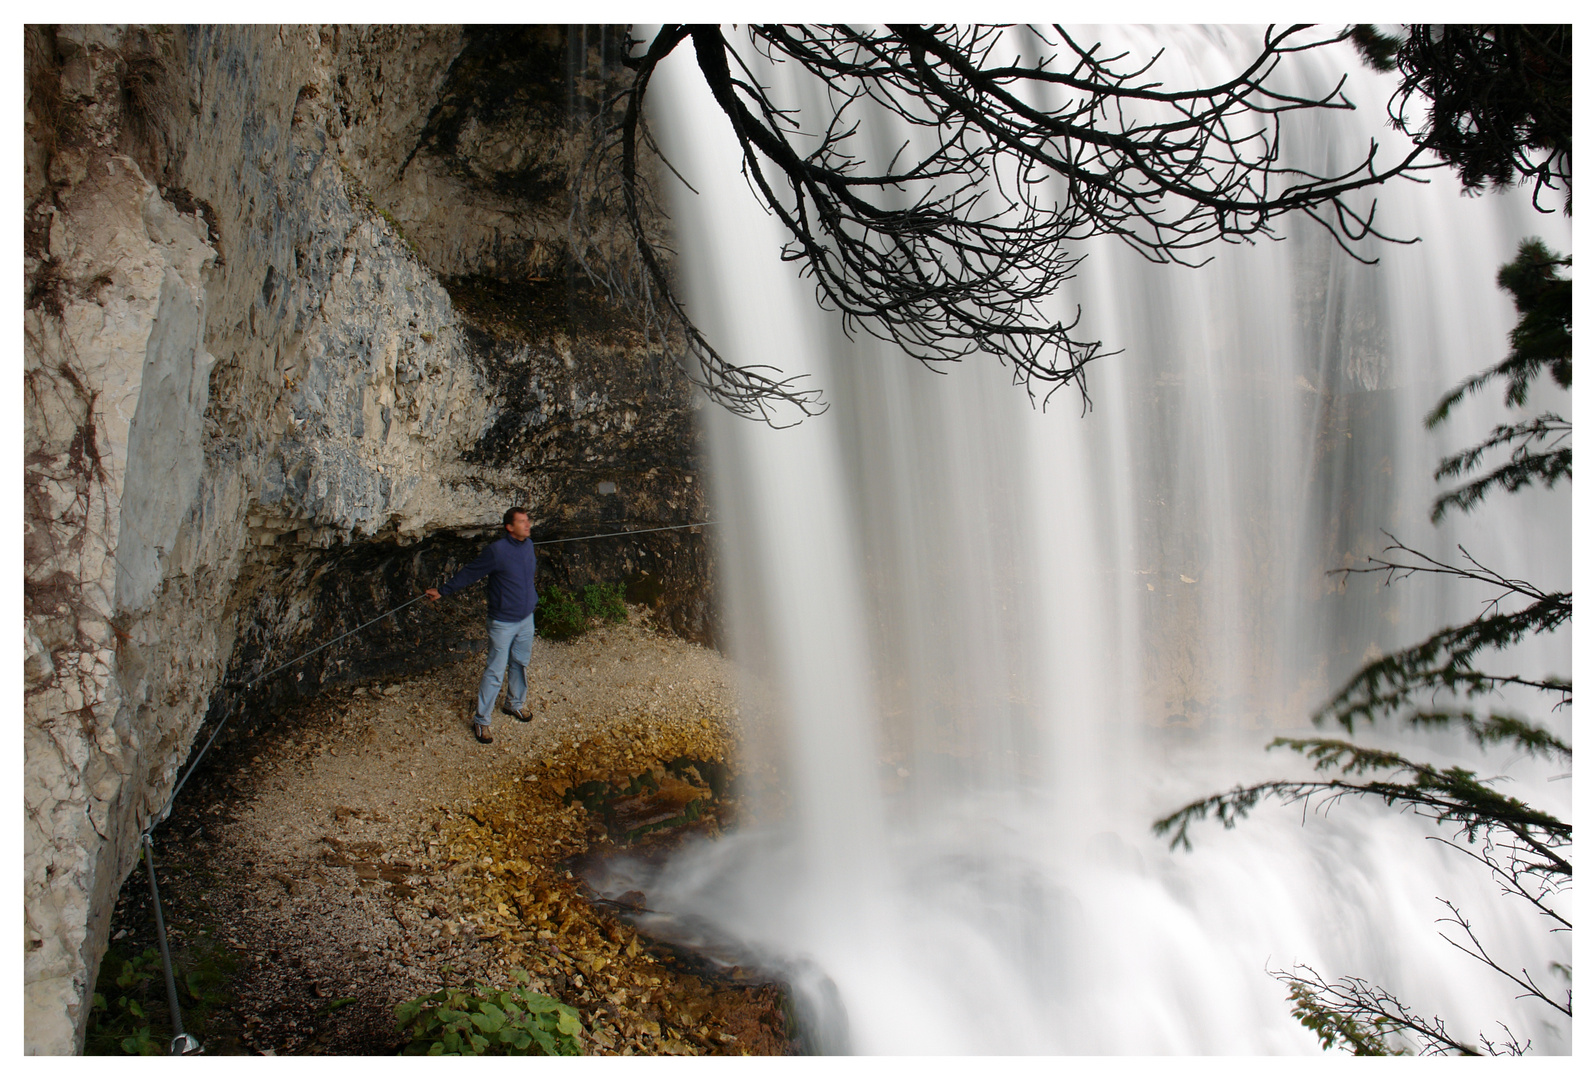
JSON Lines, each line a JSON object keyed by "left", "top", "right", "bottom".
{"left": 535, "top": 585, "right": 588, "bottom": 640}
{"left": 395, "top": 970, "right": 583, "bottom": 1055}
{"left": 582, "top": 581, "right": 628, "bottom": 624}
{"left": 537, "top": 581, "right": 629, "bottom": 640}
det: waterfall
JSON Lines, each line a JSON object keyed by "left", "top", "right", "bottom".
{"left": 618, "top": 27, "right": 1572, "bottom": 1053}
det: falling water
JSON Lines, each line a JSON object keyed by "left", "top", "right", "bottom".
{"left": 610, "top": 27, "right": 1571, "bottom": 1053}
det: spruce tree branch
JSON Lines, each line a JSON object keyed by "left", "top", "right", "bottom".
{"left": 1320, "top": 534, "right": 1572, "bottom": 732}
{"left": 1431, "top": 430, "right": 1570, "bottom": 522}
{"left": 1381, "top": 26, "right": 1571, "bottom": 214}
{"left": 1311, "top": 603, "right": 1572, "bottom": 731}
{"left": 1153, "top": 738, "right": 1570, "bottom": 871}
{"left": 1424, "top": 246, "right": 1572, "bottom": 523}
{"left": 1407, "top": 711, "right": 1570, "bottom": 761}
{"left": 1425, "top": 240, "right": 1570, "bottom": 429}
{"left": 1434, "top": 414, "right": 1571, "bottom": 483}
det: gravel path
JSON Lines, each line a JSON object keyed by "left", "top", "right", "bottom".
{"left": 95, "top": 612, "right": 794, "bottom": 1056}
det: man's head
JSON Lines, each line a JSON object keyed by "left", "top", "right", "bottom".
{"left": 503, "top": 506, "right": 531, "bottom": 541}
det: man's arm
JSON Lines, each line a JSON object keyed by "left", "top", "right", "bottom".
{"left": 424, "top": 544, "right": 496, "bottom": 602}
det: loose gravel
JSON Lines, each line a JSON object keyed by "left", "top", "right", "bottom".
{"left": 99, "top": 611, "right": 794, "bottom": 1055}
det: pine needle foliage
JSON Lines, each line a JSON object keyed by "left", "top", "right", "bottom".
{"left": 1353, "top": 25, "right": 1571, "bottom": 213}
{"left": 1303, "top": 534, "right": 1572, "bottom": 770}
{"left": 1427, "top": 243, "right": 1572, "bottom": 422}
{"left": 1315, "top": 564, "right": 1570, "bottom": 733}
{"left": 1426, "top": 239, "right": 1571, "bottom": 521}
{"left": 1153, "top": 738, "right": 1570, "bottom": 868}
{"left": 1430, "top": 414, "right": 1570, "bottom": 522}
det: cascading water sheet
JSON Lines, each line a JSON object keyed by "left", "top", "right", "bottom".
{"left": 628, "top": 26, "right": 1571, "bottom": 1054}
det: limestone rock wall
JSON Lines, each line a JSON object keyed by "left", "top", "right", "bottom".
{"left": 24, "top": 24, "right": 711, "bottom": 1053}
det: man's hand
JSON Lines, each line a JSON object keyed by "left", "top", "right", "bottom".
{"left": 424, "top": 588, "right": 442, "bottom": 602}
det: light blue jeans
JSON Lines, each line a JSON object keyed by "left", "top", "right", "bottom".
{"left": 475, "top": 610, "right": 536, "bottom": 725}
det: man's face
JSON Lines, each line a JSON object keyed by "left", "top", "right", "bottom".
{"left": 505, "top": 512, "right": 532, "bottom": 541}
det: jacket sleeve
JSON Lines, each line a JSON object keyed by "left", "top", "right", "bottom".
{"left": 438, "top": 544, "right": 496, "bottom": 597}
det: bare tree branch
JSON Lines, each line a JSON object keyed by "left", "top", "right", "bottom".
{"left": 1273, "top": 963, "right": 1526, "bottom": 1055}
{"left": 573, "top": 24, "right": 1438, "bottom": 423}
{"left": 1430, "top": 837, "right": 1569, "bottom": 931}
{"left": 1436, "top": 899, "right": 1571, "bottom": 1016}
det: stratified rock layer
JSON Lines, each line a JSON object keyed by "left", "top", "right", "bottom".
{"left": 24, "top": 24, "right": 710, "bottom": 1053}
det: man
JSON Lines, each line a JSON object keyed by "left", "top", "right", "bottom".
{"left": 425, "top": 507, "right": 539, "bottom": 743}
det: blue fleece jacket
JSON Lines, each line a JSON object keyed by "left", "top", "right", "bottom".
{"left": 439, "top": 534, "right": 539, "bottom": 622}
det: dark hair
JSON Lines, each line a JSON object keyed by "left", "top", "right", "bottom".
{"left": 503, "top": 506, "right": 529, "bottom": 526}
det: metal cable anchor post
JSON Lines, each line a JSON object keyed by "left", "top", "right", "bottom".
{"left": 141, "top": 832, "right": 203, "bottom": 1055}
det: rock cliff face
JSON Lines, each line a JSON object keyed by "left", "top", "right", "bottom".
{"left": 23, "top": 25, "right": 712, "bottom": 1053}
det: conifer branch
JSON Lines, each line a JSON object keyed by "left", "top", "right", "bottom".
{"left": 1364, "top": 26, "right": 1570, "bottom": 213}
{"left": 1163, "top": 36, "right": 1572, "bottom": 1054}
{"left": 1424, "top": 239, "right": 1571, "bottom": 518}
{"left": 1425, "top": 240, "right": 1570, "bottom": 426}
{"left": 1322, "top": 535, "right": 1571, "bottom": 734}
{"left": 1431, "top": 414, "right": 1570, "bottom": 522}
{"left": 1406, "top": 711, "right": 1570, "bottom": 760}
{"left": 1153, "top": 738, "right": 1570, "bottom": 873}
{"left": 1312, "top": 599, "right": 1572, "bottom": 732}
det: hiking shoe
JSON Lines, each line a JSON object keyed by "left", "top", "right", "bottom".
{"left": 503, "top": 702, "right": 534, "bottom": 723}
{"left": 472, "top": 720, "right": 493, "bottom": 744}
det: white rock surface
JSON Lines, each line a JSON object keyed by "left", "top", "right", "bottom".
{"left": 22, "top": 26, "right": 506, "bottom": 1054}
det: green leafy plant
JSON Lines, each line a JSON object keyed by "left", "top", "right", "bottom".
{"left": 1274, "top": 964, "right": 1529, "bottom": 1055}
{"left": 537, "top": 581, "right": 630, "bottom": 640}
{"left": 394, "top": 969, "right": 584, "bottom": 1056}
{"left": 535, "top": 584, "right": 588, "bottom": 640}
{"left": 583, "top": 581, "right": 628, "bottom": 624}
{"left": 84, "top": 928, "right": 242, "bottom": 1055}
{"left": 85, "top": 947, "right": 166, "bottom": 1055}
{"left": 1280, "top": 971, "right": 1411, "bottom": 1056}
